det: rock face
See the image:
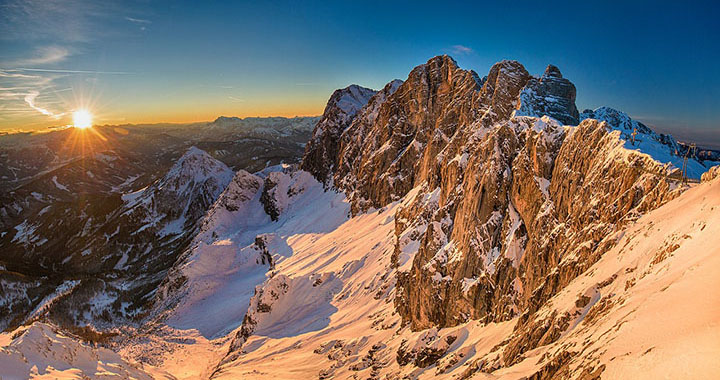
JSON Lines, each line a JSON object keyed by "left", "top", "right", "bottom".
{"left": 320, "top": 56, "right": 580, "bottom": 214}
{"left": 301, "top": 55, "right": 691, "bottom": 363}
{"left": 514, "top": 65, "right": 579, "bottom": 125}
{"left": 702, "top": 165, "right": 720, "bottom": 182}
{"left": 301, "top": 84, "right": 377, "bottom": 184}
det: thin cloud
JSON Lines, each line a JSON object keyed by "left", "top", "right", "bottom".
{"left": 0, "top": 0, "right": 113, "bottom": 43}
{"left": 125, "top": 16, "right": 151, "bottom": 24}
{"left": 50, "top": 87, "right": 74, "bottom": 93}
{"left": 24, "top": 91, "right": 54, "bottom": 116}
{"left": 13, "top": 46, "right": 70, "bottom": 66}
{"left": 228, "top": 96, "right": 245, "bottom": 102}
{"left": 15, "top": 68, "right": 133, "bottom": 75}
{"left": 632, "top": 114, "right": 668, "bottom": 122}
{"left": 0, "top": 69, "right": 41, "bottom": 79}
{"left": 450, "top": 45, "right": 473, "bottom": 55}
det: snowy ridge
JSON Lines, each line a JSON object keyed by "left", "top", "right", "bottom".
{"left": 207, "top": 116, "right": 319, "bottom": 138}
{"left": 301, "top": 84, "right": 377, "bottom": 183}
{"left": 154, "top": 169, "right": 349, "bottom": 339}
{"left": 332, "top": 84, "right": 379, "bottom": 122}
{"left": 580, "top": 107, "right": 708, "bottom": 179}
{"left": 121, "top": 146, "right": 234, "bottom": 236}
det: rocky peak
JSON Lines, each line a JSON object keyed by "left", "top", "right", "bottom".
{"left": 479, "top": 60, "right": 531, "bottom": 121}
{"left": 328, "top": 55, "right": 484, "bottom": 212}
{"left": 304, "top": 55, "right": 585, "bottom": 214}
{"left": 543, "top": 64, "right": 563, "bottom": 78}
{"left": 126, "top": 146, "right": 234, "bottom": 229}
{"left": 301, "top": 84, "right": 377, "bottom": 184}
{"left": 301, "top": 55, "right": 697, "bottom": 345}
{"left": 702, "top": 165, "right": 720, "bottom": 182}
{"left": 513, "top": 63, "right": 579, "bottom": 125}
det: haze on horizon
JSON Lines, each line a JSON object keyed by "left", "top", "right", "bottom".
{"left": 1, "top": 0, "right": 718, "bottom": 147}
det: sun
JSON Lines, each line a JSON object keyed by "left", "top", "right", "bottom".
{"left": 72, "top": 109, "right": 93, "bottom": 129}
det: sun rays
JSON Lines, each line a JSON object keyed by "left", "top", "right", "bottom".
{"left": 72, "top": 109, "right": 93, "bottom": 129}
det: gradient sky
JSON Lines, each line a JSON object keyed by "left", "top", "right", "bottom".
{"left": 1, "top": 1, "right": 718, "bottom": 146}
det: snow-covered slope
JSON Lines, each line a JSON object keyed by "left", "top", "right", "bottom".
{"left": 155, "top": 168, "right": 350, "bottom": 339}
{"left": 211, "top": 173, "right": 720, "bottom": 379}
{"left": 581, "top": 107, "right": 708, "bottom": 179}
{"left": 0, "top": 322, "right": 168, "bottom": 379}
{"left": 5, "top": 171, "right": 717, "bottom": 380}
{"left": 0, "top": 147, "right": 236, "bottom": 333}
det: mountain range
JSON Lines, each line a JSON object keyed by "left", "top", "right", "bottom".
{"left": 0, "top": 56, "right": 718, "bottom": 380}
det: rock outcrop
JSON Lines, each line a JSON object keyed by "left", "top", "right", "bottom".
{"left": 301, "top": 84, "right": 377, "bottom": 185}
{"left": 514, "top": 64, "right": 579, "bottom": 125}
{"left": 702, "top": 165, "right": 720, "bottom": 182}
{"left": 301, "top": 55, "right": 692, "bottom": 365}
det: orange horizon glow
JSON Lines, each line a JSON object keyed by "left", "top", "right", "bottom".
{"left": 0, "top": 104, "right": 325, "bottom": 134}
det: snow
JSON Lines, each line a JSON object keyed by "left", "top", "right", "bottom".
{"left": 112, "top": 174, "right": 140, "bottom": 192}
{"left": 336, "top": 85, "right": 377, "bottom": 117}
{"left": 163, "top": 169, "right": 350, "bottom": 339}
{"left": 11, "top": 220, "right": 42, "bottom": 245}
{"left": 3, "top": 151, "right": 719, "bottom": 380}
{"left": 0, "top": 323, "right": 163, "bottom": 379}
{"left": 504, "top": 201, "right": 525, "bottom": 267}
{"left": 581, "top": 107, "right": 709, "bottom": 179}
{"left": 207, "top": 171, "right": 720, "bottom": 380}
{"left": 120, "top": 146, "right": 234, "bottom": 239}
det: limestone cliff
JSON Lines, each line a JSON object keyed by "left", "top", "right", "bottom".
{"left": 301, "top": 55, "right": 694, "bottom": 370}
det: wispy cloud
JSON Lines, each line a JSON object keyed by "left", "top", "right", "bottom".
{"left": 24, "top": 91, "right": 55, "bottom": 116}
{"left": 0, "top": 0, "right": 138, "bottom": 127}
{"left": 450, "top": 45, "right": 473, "bottom": 55}
{"left": 1, "top": 67, "right": 67, "bottom": 119}
{"left": 125, "top": 16, "right": 151, "bottom": 30}
{"left": 11, "top": 46, "right": 71, "bottom": 66}
{"left": 125, "top": 16, "right": 151, "bottom": 24}
{"left": 0, "top": 69, "right": 41, "bottom": 79}
{"left": 0, "top": 0, "right": 115, "bottom": 43}
{"left": 228, "top": 96, "right": 245, "bottom": 102}
{"left": 15, "top": 68, "right": 133, "bottom": 75}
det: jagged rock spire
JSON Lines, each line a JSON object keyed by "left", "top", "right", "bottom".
{"left": 301, "top": 84, "right": 377, "bottom": 184}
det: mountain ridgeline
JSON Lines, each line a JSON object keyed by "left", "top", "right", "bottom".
{"left": 1, "top": 56, "right": 718, "bottom": 380}
{"left": 298, "top": 55, "right": 708, "bottom": 370}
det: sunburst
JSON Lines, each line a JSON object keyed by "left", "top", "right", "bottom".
{"left": 72, "top": 109, "right": 93, "bottom": 129}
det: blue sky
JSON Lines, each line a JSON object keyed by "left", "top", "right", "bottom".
{"left": 1, "top": 0, "right": 718, "bottom": 146}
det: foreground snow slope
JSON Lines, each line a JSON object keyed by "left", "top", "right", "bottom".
{"left": 0, "top": 323, "right": 170, "bottom": 379}
{"left": 212, "top": 175, "right": 720, "bottom": 379}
